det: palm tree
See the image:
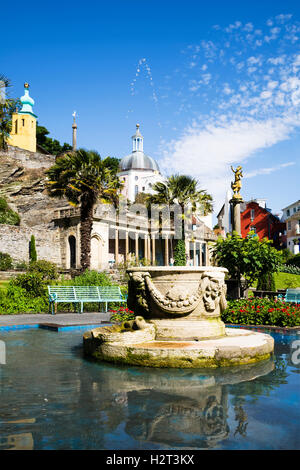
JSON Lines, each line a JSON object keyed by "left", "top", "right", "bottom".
{"left": 0, "top": 74, "right": 18, "bottom": 150}
{"left": 46, "top": 149, "right": 122, "bottom": 271}
{"left": 147, "top": 175, "right": 213, "bottom": 263}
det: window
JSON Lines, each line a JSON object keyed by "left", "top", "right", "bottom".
{"left": 250, "top": 209, "right": 255, "bottom": 221}
{"left": 294, "top": 207, "right": 297, "bottom": 213}
{"left": 135, "top": 185, "right": 139, "bottom": 195}
{"left": 142, "top": 186, "right": 145, "bottom": 191}
{"left": 287, "top": 209, "right": 290, "bottom": 217}
{"left": 15, "top": 120, "right": 18, "bottom": 134}
{"left": 22, "top": 119, "right": 25, "bottom": 126}
{"left": 135, "top": 176, "right": 138, "bottom": 181}
{"left": 288, "top": 221, "right": 291, "bottom": 230}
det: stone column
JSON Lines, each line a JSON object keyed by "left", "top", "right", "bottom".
{"left": 199, "top": 243, "right": 202, "bottom": 266}
{"left": 115, "top": 228, "right": 119, "bottom": 265}
{"left": 125, "top": 231, "right": 129, "bottom": 261}
{"left": 164, "top": 235, "right": 169, "bottom": 266}
{"left": 230, "top": 198, "right": 242, "bottom": 236}
{"left": 72, "top": 122, "right": 77, "bottom": 151}
{"left": 193, "top": 241, "right": 196, "bottom": 266}
{"left": 148, "top": 236, "right": 151, "bottom": 264}
{"left": 205, "top": 243, "right": 210, "bottom": 266}
{"left": 144, "top": 235, "right": 148, "bottom": 261}
{"left": 152, "top": 235, "right": 156, "bottom": 265}
{"left": 135, "top": 233, "right": 139, "bottom": 263}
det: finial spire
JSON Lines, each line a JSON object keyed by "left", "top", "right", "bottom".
{"left": 132, "top": 123, "right": 143, "bottom": 152}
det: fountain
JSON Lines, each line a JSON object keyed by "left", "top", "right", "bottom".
{"left": 83, "top": 266, "right": 274, "bottom": 367}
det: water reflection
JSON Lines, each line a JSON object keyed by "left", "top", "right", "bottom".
{"left": 0, "top": 329, "right": 298, "bottom": 450}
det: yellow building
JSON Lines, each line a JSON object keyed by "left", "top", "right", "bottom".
{"left": 7, "top": 83, "right": 37, "bottom": 153}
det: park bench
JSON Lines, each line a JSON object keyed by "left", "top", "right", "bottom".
{"left": 278, "top": 288, "right": 300, "bottom": 303}
{"left": 48, "top": 285, "right": 127, "bottom": 315}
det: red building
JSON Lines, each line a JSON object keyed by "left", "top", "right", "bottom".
{"left": 240, "top": 201, "right": 286, "bottom": 249}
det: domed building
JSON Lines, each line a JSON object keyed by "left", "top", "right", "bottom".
{"left": 118, "top": 124, "right": 164, "bottom": 202}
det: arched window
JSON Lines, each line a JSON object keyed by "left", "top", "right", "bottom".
{"left": 68, "top": 236, "right": 76, "bottom": 268}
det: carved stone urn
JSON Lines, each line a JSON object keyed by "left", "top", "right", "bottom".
{"left": 83, "top": 266, "right": 274, "bottom": 368}
{"left": 127, "top": 266, "right": 228, "bottom": 340}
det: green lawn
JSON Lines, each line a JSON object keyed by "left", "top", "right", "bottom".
{"left": 274, "top": 272, "right": 300, "bottom": 289}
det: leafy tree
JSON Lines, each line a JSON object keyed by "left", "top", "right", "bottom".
{"left": 46, "top": 148, "right": 123, "bottom": 271}
{"left": 103, "top": 156, "right": 121, "bottom": 175}
{"left": 0, "top": 74, "right": 20, "bottom": 150}
{"left": 36, "top": 124, "right": 72, "bottom": 155}
{"left": 29, "top": 235, "right": 37, "bottom": 262}
{"left": 211, "top": 232, "right": 281, "bottom": 295}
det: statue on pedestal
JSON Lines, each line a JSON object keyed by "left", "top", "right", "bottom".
{"left": 230, "top": 166, "right": 243, "bottom": 200}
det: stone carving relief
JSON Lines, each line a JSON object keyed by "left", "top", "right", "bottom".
{"left": 201, "top": 273, "right": 227, "bottom": 315}
{"left": 127, "top": 269, "right": 227, "bottom": 319}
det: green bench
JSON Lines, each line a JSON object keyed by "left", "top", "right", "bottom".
{"left": 48, "top": 285, "right": 127, "bottom": 315}
{"left": 278, "top": 288, "right": 300, "bottom": 303}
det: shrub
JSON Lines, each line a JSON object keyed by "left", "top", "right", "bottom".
{"left": 69, "top": 269, "right": 113, "bottom": 286}
{"left": 14, "top": 260, "right": 28, "bottom": 271}
{"left": 0, "top": 284, "right": 47, "bottom": 314}
{"left": 0, "top": 252, "right": 13, "bottom": 271}
{"left": 28, "top": 260, "right": 58, "bottom": 280}
{"left": 222, "top": 297, "right": 300, "bottom": 327}
{"left": 110, "top": 307, "right": 135, "bottom": 323}
{"left": 279, "top": 264, "right": 300, "bottom": 275}
{"left": 286, "top": 253, "right": 300, "bottom": 268}
{"left": 174, "top": 240, "right": 186, "bottom": 266}
{"left": 10, "top": 272, "right": 46, "bottom": 298}
{"left": 0, "top": 197, "right": 20, "bottom": 226}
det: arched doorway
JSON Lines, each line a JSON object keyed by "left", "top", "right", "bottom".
{"left": 90, "top": 235, "right": 103, "bottom": 270}
{"left": 68, "top": 235, "right": 76, "bottom": 269}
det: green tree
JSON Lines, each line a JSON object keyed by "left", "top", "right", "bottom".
{"left": 0, "top": 74, "right": 20, "bottom": 150}
{"left": 29, "top": 235, "right": 37, "bottom": 262}
{"left": 103, "top": 156, "right": 121, "bottom": 175}
{"left": 36, "top": 124, "right": 72, "bottom": 155}
{"left": 211, "top": 232, "right": 281, "bottom": 296}
{"left": 46, "top": 149, "right": 122, "bottom": 271}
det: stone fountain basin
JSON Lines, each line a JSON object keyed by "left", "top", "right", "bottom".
{"left": 83, "top": 327, "right": 274, "bottom": 368}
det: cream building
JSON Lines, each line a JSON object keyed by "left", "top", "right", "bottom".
{"left": 282, "top": 200, "right": 300, "bottom": 254}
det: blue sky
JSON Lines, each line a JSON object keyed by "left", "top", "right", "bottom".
{"left": 2, "top": 0, "right": 300, "bottom": 215}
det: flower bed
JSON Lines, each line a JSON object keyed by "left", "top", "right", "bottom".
{"left": 222, "top": 297, "right": 300, "bottom": 328}
{"left": 109, "top": 307, "right": 135, "bottom": 323}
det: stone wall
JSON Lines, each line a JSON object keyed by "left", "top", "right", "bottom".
{"left": 0, "top": 146, "right": 66, "bottom": 266}
{"left": 0, "top": 224, "right": 61, "bottom": 265}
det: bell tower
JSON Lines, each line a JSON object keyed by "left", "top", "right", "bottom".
{"left": 7, "top": 83, "right": 37, "bottom": 152}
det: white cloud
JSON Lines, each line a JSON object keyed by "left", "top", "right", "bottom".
{"left": 244, "top": 162, "right": 296, "bottom": 178}
{"left": 160, "top": 115, "right": 300, "bottom": 211}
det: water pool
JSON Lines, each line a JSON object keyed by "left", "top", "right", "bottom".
{"left": 0, "top": 327, "right": 299, "bottom": 450}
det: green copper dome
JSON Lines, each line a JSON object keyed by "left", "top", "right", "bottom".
{"left": 19, "top": 83, "right": 37, "bottom": 117}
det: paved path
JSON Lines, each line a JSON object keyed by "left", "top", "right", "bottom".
{"left": 0, "top": 312, "right": 111, "bottom": 327}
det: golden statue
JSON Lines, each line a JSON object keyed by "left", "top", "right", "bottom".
{"left": 231, "top": 165, "right": 243, "bottom": 200}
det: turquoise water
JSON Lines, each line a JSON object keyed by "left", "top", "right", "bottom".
{"left": 0, "top": 327, "right": 299, "bottom": 450}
